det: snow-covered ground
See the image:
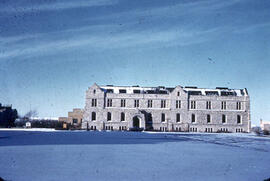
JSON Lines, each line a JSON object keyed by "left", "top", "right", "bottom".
{"left": 0, "top": 130, "right": 269, "bottom": 181}
{"left": 0, "top": 128, "right": 57, "bottom": 132}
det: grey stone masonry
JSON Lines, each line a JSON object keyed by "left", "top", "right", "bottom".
{"left": 82, "top": 83, "right": 251, "bottom": 133}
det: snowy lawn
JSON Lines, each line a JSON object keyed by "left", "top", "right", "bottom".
{"left": 0, "top": 130, "right": 270, "bottom": 181}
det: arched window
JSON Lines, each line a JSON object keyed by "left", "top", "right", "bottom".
{"left": 222, "top": 114, "right": 226, "bottom": 123}
{"left": 237, "top": 115, "right": 241, "bottom": 124}
{"left": 121, "top": 112, "right": 125, "bottom": 121}
{"left": 176, "top": 113, "right": 180, "bottom": 122}
{"left": 191, "top": 114, "right": 195, "bottom": 123}
{"left": 107, "top": 112, "right": 111, "bottom": 121}
{"left": 207, "top": 114, "right": 211, "bottom": 123}
{"left": 161, "top": 113, "right": 165, "bottom": 122}
{"left": 91, "top": 112, "right": 96, "bottom": 121}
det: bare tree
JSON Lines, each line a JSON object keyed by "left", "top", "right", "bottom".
{"left": 24, "top": 109, "right": 38, "bottom": 121}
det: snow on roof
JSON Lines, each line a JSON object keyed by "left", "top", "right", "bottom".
{"left": 99, "top": 85, "right": 247, "bottom": 96}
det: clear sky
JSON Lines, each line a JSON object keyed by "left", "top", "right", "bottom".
{"left": 0, "top": 0, "right": 269, "bottom": 125}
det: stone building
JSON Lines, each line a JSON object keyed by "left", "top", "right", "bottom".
{"left": 58, "top": 108, "right": 84, "bottom": 126}
{"left": 82, "top": 83, "right": 251, "bottom": 133}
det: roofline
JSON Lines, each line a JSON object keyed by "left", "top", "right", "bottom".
{"left": 99, "top": 84, "right": 246, "bottom": 91}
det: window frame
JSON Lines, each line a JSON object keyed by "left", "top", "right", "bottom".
{"left": 107, "top": 112, "right": 112, "bottom": 121}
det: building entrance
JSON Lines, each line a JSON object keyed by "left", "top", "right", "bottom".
{"left": 133, "top": 116, "right": 140, "bottom": 128}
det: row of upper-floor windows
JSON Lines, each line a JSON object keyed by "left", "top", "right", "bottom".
{"left": 91, "top": 98, "right": 244, "bottom": 110}
{"left": 90, "top": 111, "right": 242, "bottom": 124}
{"left": 190, "top": 101, "right": 242, "bottom": 110}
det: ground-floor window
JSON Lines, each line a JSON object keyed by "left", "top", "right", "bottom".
{"left": 190, "top": 127, "right": 197, "bottom": 132}
{"left": 160, "top": 127, "right": 167, "bottom": 132}
{"left": 105, "top": 126, "right": 113, "bottom": 130}
{"left": 90, "top": 126, "right": 96, "bottom": 130}
{"left": 175, "top": 127, "right": 181, "bottom": 132}
{"left": 236, "top": 128, "right": 243, "bottom": 133}
{"left": 119, "top": 126, "right": 127, "bottom": 131}
{"left": 220, "top": 128, "right": 228, "bottom": 132}
{"left": 205, "top": 128, "right": 213, "bottom": 133}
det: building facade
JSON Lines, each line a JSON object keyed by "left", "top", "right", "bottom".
{"left": 260, "top": 119, "right": 270, "bottom": 132}
{"left": 58, "top": 108, "right": 84, "bottom": 126}
{"left": 82, "top": 83, "right": 251, "bottom": 133}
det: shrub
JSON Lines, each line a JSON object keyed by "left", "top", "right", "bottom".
{"left": 263, "top": 130, "right": 270, "bottom": 135}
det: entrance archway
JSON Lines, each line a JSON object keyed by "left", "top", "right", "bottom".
{"left": 133, "top": 116, "right": 140, "bottom": 128}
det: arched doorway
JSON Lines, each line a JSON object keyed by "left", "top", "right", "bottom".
{"left": 133, "top": 116, "right": 140, "bottom": 128}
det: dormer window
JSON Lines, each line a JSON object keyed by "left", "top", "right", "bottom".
{"left": 119, "top": 89, "right": 126, "bottom": 93}
{"left": 133, "top": 90, "right": 140, "bottom": 94}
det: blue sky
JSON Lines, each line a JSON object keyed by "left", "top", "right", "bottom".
{"left": 0, "top": 0, "right": 269, "bottom": 125}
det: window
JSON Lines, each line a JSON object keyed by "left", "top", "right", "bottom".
{"left": 207, "top": 114, "right": 211, "bottom": 123}
{"left": 161, "top": 100, "right": 166, "bottom": 108}
{"left": 107, "top": 99, "right": 112, "bottom": 107}
{"left": 222, "top": 114, "right": 226, "bottom": 123}
{"left": 161, "top": 113, "right": 165, "bottom": 122}
{"left": 93, "top": 90, "right": 96, "bottom": 94}
{"left": 237, "top": 115, "right": 241, "bottom": 124}
{"left": 119, "top": 89, "right": 126, "bottom": 93}
{"left": 206, "top": 101, "right": 211, "bottom": 109}
{"left": 188, "top": 91, "right": 202, "bottom": 95}
{"left": 176, "top": 100, "right": 181, "bottom": 109}
{"left": 106, "top": 89, "right": 114, "bottom": 93}
{"left": 236, "top": 102, "right": 241, "bottom": 110}
{"left": 177, "top": 91, "right": 180, "bottom": 96}
{"left": 191, "top": 114, "right": 195, "bottom": 123}
{"left": 73, "top": 119, "right": 78, "bottom": 124}
{"left": 134, "top": 100, "right": 139, "bottom": 108}
{"left": 121, "top": 99, "right": 126, "bottom": 107}
{"left": 91, "top": 112, "right": 96, "bottom": 121}
{"left": 176, "top": 113, "right": 180, "bottom": 122}
{"left": 190, "top": 101, "right": 196, "bottom": 109}
{"left": 107, "top": 112, "right": 111, "bottom": 121}
{"left": 148, "top": 100, "right": 153, "bottom": 108}
{"left": 221, "top": 91, "right": 236, "bottom": 96}
{"left": 221, "top": 101, "right": 226, "bottom": 110}
{"left": 91, "top": 99, "right": 97, "bottom": 107}
{"left": 133, "top": 90, "right": 140, "bottom": 94}
{"left": 190, "top": 127, "right": 197, "bottom": 132}
{"left": 205, "top": 91, "right": 218, "bottom": 96}
{"left": 121, "top": 112, "right": 125, "bottom": 121}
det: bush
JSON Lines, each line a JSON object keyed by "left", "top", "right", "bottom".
{"left": 254, "top": 129, "right": 261, "bottom": 136}
{"left": 263, "top": 130, "right": 270, "bottom": 135}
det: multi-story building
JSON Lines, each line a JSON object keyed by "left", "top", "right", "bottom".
{"left": 82, "top": 83, "right": 251, "bottom": 133}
